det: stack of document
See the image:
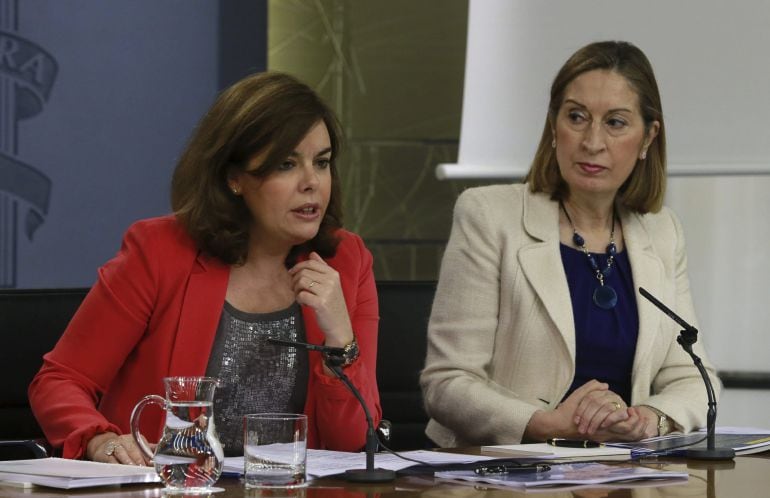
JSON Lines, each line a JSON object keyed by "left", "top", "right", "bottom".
{"left": 0, "top": 458, "right": 159, "bottom": 490}
{"left": 436, "top": 461, "right": 688, "bottom": 490}
{"left": 613, "top": 427, "right": 770, "bottom": 457}
{"left": 480, "top": 442, "right": 631, "bottom": 461}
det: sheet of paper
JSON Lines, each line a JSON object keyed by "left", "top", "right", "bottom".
{"left": 225, "top": 449, "right": 495, "bottom": 478}
{"left": 481, "top": 443, "right": 630, "bottom": 460}
{"left": 436, "top": 462, "right": 688, "bottom": 489}
{"left": 0, "top": 458, "right": 159, "bottom": 490}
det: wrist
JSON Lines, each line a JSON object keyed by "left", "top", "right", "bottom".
{"left": 524, "top": 409, "right": 564, "bottom": 442}
{"left": 323, "top": 334, "right": 360, "bottom": 368}
{"left": 639, "top": 405, "right": 673, "bottom": 436}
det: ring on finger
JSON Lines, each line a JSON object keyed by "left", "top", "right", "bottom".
{"left": 610, "top": 401, "right": 622, "bottom": 412}
{"left": 309, "top": 280, "right": 318, "bottom": 288}
{"left": 104, "top": 440, "right": 123, "bottom": 457}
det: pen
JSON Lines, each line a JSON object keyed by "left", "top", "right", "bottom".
{"left": 547, "top": 438, "right": 603, "bottom": 448}
{"left": 474, "top": 464, "right": 551, "bottom": 475}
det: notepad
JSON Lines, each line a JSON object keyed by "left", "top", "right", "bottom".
{"left": 480, "top": 443, "right": 631, "bottom": 461}
{"left": 0, "top": 458, "right": 160, "bottom": 489}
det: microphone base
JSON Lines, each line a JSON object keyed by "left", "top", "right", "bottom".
{"left": 343, "top": 468, "right": 397, "bottom": 483}
{"left": 686, "top": 447, "right": 735, "bottom": 460}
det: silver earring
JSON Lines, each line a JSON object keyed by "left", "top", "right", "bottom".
{"left": 640, "top": 150, "right": 647, "bottom": 160}
{"left": 551, "top": 138, "right": 556, "bottom": 149}
{"left": 231, "top": 187, "right": 240, "bottom": 195}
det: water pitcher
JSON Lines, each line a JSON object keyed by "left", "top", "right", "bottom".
{"left": 131, "top": 376, "right": 224, "bottom": 493}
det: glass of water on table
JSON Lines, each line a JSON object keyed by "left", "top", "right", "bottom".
{"left": 243, "top": 413, "right": 308, "bottom": 488}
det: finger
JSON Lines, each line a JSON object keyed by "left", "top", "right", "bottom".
{"left": 112, "top": 443, "right": 136, "bottom": 465}
{"left": 574, "top": 389, "right": 609, "bottom": 429}
{"left": 289, "top": 255, "right": 330, "bottom": 274}
{"left": 565, "top": 381, "right": 608, "bottom": 424}
{"left": 586, "top": 402, "right": 625, "bottom": 435}
{"left": 600, "top": 404, "right": 630, "bottom": 428}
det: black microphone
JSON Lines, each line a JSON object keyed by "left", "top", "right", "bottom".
{"left": 268, "top": 337, "right": 396, "bottom": 482}
{"left": 638, "top": 287, "right": 734, "bottom": 460}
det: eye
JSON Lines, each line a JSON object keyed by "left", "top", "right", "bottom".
{"left": 277, "top": 160, "right": 295, "bottom": 171}
{"left": 606, "top": 117, "right": 628, "bottom": 129}
{"left": 567, "top": 110, "right": 588, "bottom": 125}
{"left": 316, "top": 158, "right": 331, "bottom": 169}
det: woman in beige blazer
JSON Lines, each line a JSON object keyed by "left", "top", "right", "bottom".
{"left": 420, "top": 41, "right": 719, "bottom": 447}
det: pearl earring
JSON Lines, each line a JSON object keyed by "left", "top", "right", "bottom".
{"left": 551, "top": 138, "right": 556, "bottom": 149}
{"left": 231, "top": 187, "right": 240, "bottom": 195}
{"left": 640, "top": 150, "right": 647, "bottom": 160}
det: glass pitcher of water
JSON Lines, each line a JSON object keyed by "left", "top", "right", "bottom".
{"left": 131, "top": 376, "right": 224, "bottom": 493}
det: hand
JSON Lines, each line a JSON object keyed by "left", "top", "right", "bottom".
{"left": 86, "top": 432, "right": 154, "bottom": 466}
{"left": 596, "top": 406, "right": 654, "bottom": 442}
{"left": 288, "top": 252, "right": 353, "bottom": 347}
{"left": 574, "top": 386, "right": 629, "bottom": 436}
{"left": 525, "top": 380, "right": 609, "bottom": 441}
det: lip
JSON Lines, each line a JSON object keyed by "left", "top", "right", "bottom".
{"left": 291, "top": 203, "right": 323, "bottom": 220}
{"left": 577, "top": 162, "right": 606, "bottom": 174}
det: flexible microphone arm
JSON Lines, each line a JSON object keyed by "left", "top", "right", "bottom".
{"left": 267, "top": 337, "right": 396, "bottom": 482}
{"left": 638, "top": 287, "right": 734, "bottom": 460}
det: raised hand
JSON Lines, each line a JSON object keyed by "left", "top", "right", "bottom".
{"left": 288, "top": 252, "right": 354, "bottom": 347}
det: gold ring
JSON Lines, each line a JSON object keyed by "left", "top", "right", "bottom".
{"left": 309, "top": 280, "right": 317, "bottom": 288}
{"left": 611, "top": 401, "right": 622, "bottom": 412}
{"left": 104, "top": 441, "right": 123, "bottom": 457}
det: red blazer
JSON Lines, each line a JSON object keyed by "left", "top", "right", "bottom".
{"left": 28, "top": 216, "right": 381, "bottom": 459}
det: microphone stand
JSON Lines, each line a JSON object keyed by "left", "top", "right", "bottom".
{"left": 268, "top": 338, "right": 396, "bottom": 482}
{"left": 638, "top": 287, "right": 734, "bottom": 460}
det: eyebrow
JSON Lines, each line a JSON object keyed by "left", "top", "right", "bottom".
{"left": 288, "top": 147, "right": 332, "bottom": 158}
{"left": 563, "top": 98, "right": 634, "bottom": 114}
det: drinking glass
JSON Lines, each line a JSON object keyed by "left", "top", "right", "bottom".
{"left": 243, "top": 413, "right": 308, "bottom": 488}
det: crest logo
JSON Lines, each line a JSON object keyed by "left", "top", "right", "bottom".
{"left": 0, "top": 0, "right": 58, "bottom": 287}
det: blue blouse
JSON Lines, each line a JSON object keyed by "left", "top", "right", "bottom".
{"left": 560, "top": 244, "right": 639, "bottom": 405}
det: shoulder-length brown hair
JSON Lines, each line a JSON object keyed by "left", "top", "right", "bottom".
{"left": 171, "top": 72, "right": 343, "bottom": 265}
{"left": 526, "top": 41, "right": 666, "bottom": 213}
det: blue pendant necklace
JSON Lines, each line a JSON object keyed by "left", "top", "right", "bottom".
{"left": 561, "top": 202, "right": 618, "bottom": 310}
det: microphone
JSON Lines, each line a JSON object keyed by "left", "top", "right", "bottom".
{"left": 638, "top": 287, "right": 734, "bottom": 460}
{"left": 268, "top": 337, "right": 396, "bottom": 482}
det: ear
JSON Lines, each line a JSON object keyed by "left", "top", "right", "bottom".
{"left": 643, "top": 120, "right": 660, "bottom": 150}
{"left": 226, "top": 169, "right": 242, "bottom": 195}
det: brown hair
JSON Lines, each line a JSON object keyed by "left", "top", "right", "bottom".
{"left": 526, "top": 41, "right": 666, "bottom": 213}
{"left": 171, "top": 72, "right": 343, "bottom": 265}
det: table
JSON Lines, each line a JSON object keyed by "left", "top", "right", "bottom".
{"left": 2, "top": 454, "right": 768, "bottom": 497}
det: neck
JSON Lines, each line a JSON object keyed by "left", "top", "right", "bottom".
{"left": 562, "top": 194, "right": 616, "bottom": 232}
{"left": 241, "top": 235, "right": 294, "bottom": 275}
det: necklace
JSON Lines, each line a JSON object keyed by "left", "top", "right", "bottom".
{"left": 560, "top": 202, "right": 618, "bottom": 310}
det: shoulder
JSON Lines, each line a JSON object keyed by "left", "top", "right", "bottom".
{"left": 327, "top": 229, "right": 371, "bottom": 269}
{"left": 455, "top": 183, "right": 527, "bottom": 213}
{"left": 633, "top": 206, "right": 684, "bottom": 240}
{"left": 122, "top": 215, "right": 197, "bottom": 254}
{"left": 113, "top": 215, "right": 202, "bottom": 276}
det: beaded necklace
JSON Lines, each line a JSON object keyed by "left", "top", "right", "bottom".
{"left": 560, "top": 201, "right": 618, "bottom": 310}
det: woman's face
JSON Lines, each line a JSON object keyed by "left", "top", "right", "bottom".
{"left": 553, "top": 69, "right": 659, "bottom": 201}
{"left": 229, "top": 120, "right": 332, "bottom": 251}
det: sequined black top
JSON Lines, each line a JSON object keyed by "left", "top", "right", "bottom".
{"left": 205, "top": 301, "right": 309, "bottom": 456}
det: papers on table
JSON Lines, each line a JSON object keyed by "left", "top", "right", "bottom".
{"left": 480, "top": 442, "right": 631, "bottom": 461}
{"left": 436, "top": 462, "right": 689, "bottom": 489}
{"left": 612, "top": 430, "right": 770, "bottom": 456}
{"left": 224, "top": 449, "right": 494, "bottom": 479}
{"left": 0, "top": 458, "right": 160, "bottom": 490}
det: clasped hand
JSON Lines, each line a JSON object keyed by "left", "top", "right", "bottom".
{"left": 529, "top": 380, "right": 658, "bottom": 442}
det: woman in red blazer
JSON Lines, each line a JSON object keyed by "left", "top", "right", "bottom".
{"left": 28, "top": 73, "right": 381, "bottom": 464}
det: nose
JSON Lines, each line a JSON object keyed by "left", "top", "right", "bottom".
{"left": 299, "top": 162, "right": 319, "bottom": 191}
{"left": 581, "top": 122, "right": 606, "bottom": 154}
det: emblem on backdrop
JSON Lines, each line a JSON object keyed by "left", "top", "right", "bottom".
{"left": 0, "top": 0, "right": 58, "bottom": 287}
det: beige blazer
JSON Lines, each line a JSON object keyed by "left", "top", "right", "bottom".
{"left": 420, "top": 184, "right": 719, "bottom": 447}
